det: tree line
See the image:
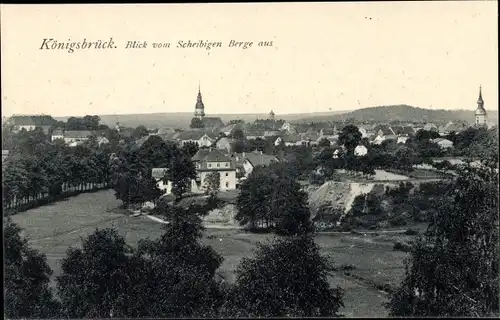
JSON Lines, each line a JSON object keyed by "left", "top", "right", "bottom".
{"left": 2, "top": 128, "right": 116, "bottom": 214}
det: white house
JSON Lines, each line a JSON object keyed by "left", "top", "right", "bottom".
{"left": 354, "top": 145, "right": 368, "bottom": 157}
{"left": 397, "top": 136, "right": 409, "bottom": 144}
{"left": 281, "top": 121, "right": 291, "bottom": 132}
{"left": 215, "top": 137, "right": 234, "bottom": 153}
{"left": 432, "top": 138, "right": 454, "bottom": 149}
{"left": 51, "top": 129, "right": 65, "bottom": 142}
{"left": 175, "top": 131, "right": 217, "bottom": 147}
{"left": 64, "top": 130, "right": 94, "bottom": 144}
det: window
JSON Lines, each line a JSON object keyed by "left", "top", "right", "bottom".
{"left": 225, "top": 163, "right": 229, "bottom": 167}
{"left": 217, "top": 163, "right": 220, "bottom": 167}
{"left": 208, "top": 163, "right": 212, "bottom": 168}
{"left": 226, "top": 182, "right": 229, "bottom": 188}
{"left": 225, "top": 172, "right": 228, "bottom": 176}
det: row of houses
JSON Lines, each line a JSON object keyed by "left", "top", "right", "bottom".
{"left": 51, "top": 130, "right": 110, "bottom": 147}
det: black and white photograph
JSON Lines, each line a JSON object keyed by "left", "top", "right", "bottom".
{"left": 1, "top": 2, "right": 498, "bottom": 318}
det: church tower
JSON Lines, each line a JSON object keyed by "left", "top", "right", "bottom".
{"left": 194, "top": 83, "right": 205, "bottom": 120}
{"left": 269, "top": 110, "right": 275, "bottom": 121}
{"left": 475, "top": 86, "right": 487, "bottom": 127}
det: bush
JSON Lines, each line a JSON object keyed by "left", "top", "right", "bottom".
{"left": 388, "top": 214, "right": 408, "bottom": 227}
{"left": 393, "top": 241, "right": 412, "bottom": 252}
{"left": 404, "top": 228, "right": 420, "bottom": 235}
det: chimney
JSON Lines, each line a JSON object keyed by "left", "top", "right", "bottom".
{"left": 242, "top": 152, "right": 246, "bottom": 158}
{"left": 260, "top": 150, "right": 263, "bottom": 155}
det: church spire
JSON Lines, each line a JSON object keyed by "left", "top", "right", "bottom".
{"left": 477, "top": 85, "right": 484, "bottom": 105}
{"left": 195, "top": 82, "right": 205, "bottom": 119}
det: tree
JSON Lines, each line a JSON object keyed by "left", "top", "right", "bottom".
{"left": 182, "top": 141, "right": 199, "bottom": 158}
{"left": 4, "top": 219, "right": 61, "bottom": 318}
{"left": 228, "top": 235, "right": 344, "bottom": 317}
{"left": 318, "top": 138, "right": 331, "bottom": 147}
{"left": 204, "top": 171, "right": 220, "bottom": 197}
{"left": 166, "top": 146, "right": 197, "bottom": 202}
{"left": 132, "top": 125, "right": 149, "bottom": 139}
{"left": 394, "top": 146, "right": 416, "bottom": 172}
{"left": 136, "top": 209, "right": 224, "bottom": 317}
{"left": 387, "top": 164, "right": 499, "bottom": 317}
{"left": 236, "top": 167, "right": 312, "bottom": 234}
{"left": 339, "top": 124, "right": 362, "bottom": 155}
{"left": 57, "top": 228, "right": 140, "bottom": 318}
{"left": 230, "top": 128, "right": 245, "bottom": 140}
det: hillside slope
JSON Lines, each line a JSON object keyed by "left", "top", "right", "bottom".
{"left": 299, "top": 105, "right": 498, "bottom": 124}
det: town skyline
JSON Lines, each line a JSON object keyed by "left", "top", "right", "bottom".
{"left": 1, "top": 2, "right": 498, "bottom": 117}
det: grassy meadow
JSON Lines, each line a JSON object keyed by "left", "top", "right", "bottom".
{"left": 9, "top": 189, "right": 415, "bottom": 317}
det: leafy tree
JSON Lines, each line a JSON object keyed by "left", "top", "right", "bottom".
{"left": 415, "top": 129, "right": 440, "bottom": 141}
{"left": 228, "top": 235, "right": 344, "bottom": 317}
{"left": 57, "top": 228, "right": 138, "bottom": 318}
{"left": 318, "top": 138, "right": 331, "bottom": 147}
{"left": 182, "top": 141, "right": 199, "bottom": 157}
{"left": 136, "top": 209, "right": 224, "bottom": 317}
{"left": 236, "top": 167, "right": 312, "bottom": 234}
{"left": 230, "top": 128, "right": 245, "bottom": 140}
{"left": 394, "top": 146, "right": 416, "bottom": 172}
{"left": 132, "top": 125, "right": 149, "bottom": 139}
{"left": 166, "top": 146, "right": 197, "bottom": 202}
{"left": 204, "top": 171, "right": 220, "bottom": 197}
{"left": 388, "top": 164, "right": 499, "bottom": 317}
{"left": 4, "top": 219, "right": 61, "bottom": 318}
{"left": 339, "top": 124, "right": 362, "bottom": 155}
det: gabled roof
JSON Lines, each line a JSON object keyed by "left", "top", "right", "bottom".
{"left": 378, "top": 126, "right": 394, "bottom": 136}
{"left": 244, "top": 151, "right": 279, "bottom": 167}
{"left": 8, "top": 115, "right": 57, "bottom": 126}
{"left": 201, "top": 117, "right": 225, "bottom": 128}
{"left": 52, "top": 129, "right": 64, "bottom": 135}
{"left": 151, "top": 168, "right": 168, "bottom": 180}
{"left": 176, "top": 130, "right": 217, "bottom": 141}
{"left": 390, "top": 126, "right": 404, "bottom": 135}
{"left": 282, "top": 134, "right": 300, "bottom": 143}
{"left": 402, "top": 126, "right": 416, "bottom": 135}
{"left": 192, "top": 149, "right": 236, "bottom": 171}
{"left": 65, "top": 130, "right": 94, "bottom": 138}
{"left": 320, "top": 128, "right": 335, "bottom": 136}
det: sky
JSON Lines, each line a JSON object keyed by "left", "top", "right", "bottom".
{"left": 1, "top": 2, "right": 498, "bottom": 117}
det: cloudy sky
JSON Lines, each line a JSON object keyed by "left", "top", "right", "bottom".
{"left": 1, "top": 2, "right": 497, "bottom": 117}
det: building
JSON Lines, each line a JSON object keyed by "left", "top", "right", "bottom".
{"left": 475, "top": 86, "right": 487, "bottom": 127}
{"left": 51, "top": 129, "right": 65, "bottom": 141}
{"left": 192, "top": 149, "right": 237, "bottom": 191}
{"left": 354, "top": 145, "right": 368, "bottom": 156}
{"left": 432, "top": 138, "right": 454, "bottom": 149}
{"left": 423, "top": 123, "right": 439, "bottom": 132}
{"left": 175, "top": 131, "right": 218, "bottom": 147}
{"left": 269, "top": 110, "right": 275, "bottom": 121}
{"left": 152, "top": 149, "right": 237, "bottom": 195}
{"left": 192, "top": 85, "right": 224, "bottom": 129}
{"left": 215, "top": 137, "right": 234, "bottom": 153}
{"left": 63, "top": 130, "right": 94, "bottom": 144}
{"left": 5, "top": 114, "right": 57, "bottom": 134}
{"left": 241, "top": 150, "right": 279, "bottom": 177}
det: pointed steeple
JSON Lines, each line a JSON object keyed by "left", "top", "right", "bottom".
{"left": 195, "top": 82, "right": 205, "bottom": 119}
{"left": 477, "top": 85, "right": 484, "bottom": 105}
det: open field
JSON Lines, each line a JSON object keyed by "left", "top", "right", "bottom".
{"left": 9, "top": 189, "right": 414, "bottom": 317}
